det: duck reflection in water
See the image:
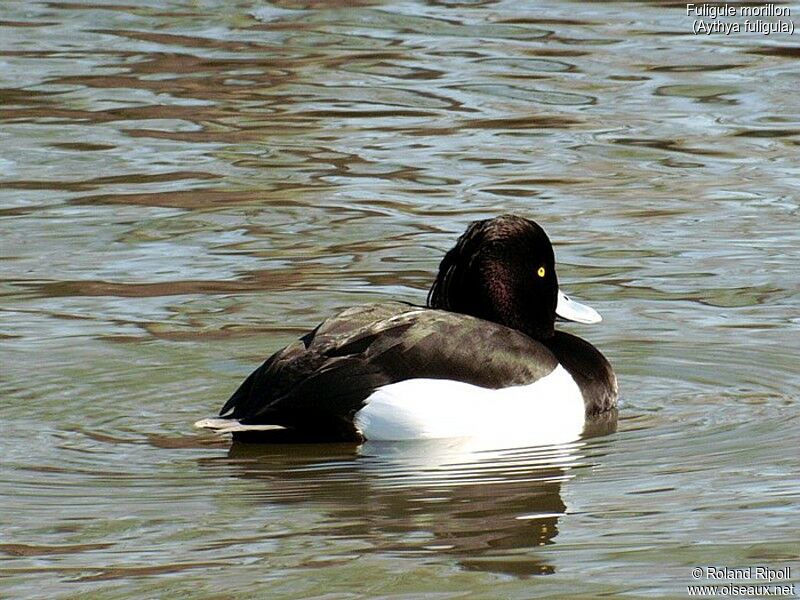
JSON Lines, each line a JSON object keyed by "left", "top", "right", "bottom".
{"left": 199, "top": 415, "right": 616, "bottom": 578}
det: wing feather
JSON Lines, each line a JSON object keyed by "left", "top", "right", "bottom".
{"left": 220, "top": 302, "right": 558, "bottom": 428}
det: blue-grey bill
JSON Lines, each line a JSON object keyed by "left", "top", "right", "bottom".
{"left": 556, "top": 289, "right": 602, "bottom": 324}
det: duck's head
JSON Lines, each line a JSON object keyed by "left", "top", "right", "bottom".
{"left": 427, "top": 215, "right": 600, "bottom": 340}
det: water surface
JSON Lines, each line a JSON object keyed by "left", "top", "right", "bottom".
{"left": 1, "top": 1, "right": 799, "bottom": 598}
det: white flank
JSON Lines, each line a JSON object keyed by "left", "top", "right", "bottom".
{"left": 354, "top": 365, "right": 585, "bottom": 445}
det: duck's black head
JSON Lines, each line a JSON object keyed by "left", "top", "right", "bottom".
{"left": 427, "top": 215, "right": 560, "bottom": 340}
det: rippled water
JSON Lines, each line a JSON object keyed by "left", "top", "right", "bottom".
{"left": 2, "top": 1, "right": 799, "bottom": 598}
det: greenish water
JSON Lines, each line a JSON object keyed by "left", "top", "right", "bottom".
{"left": 1, "top": 1, "right": 799, "bottom": 598}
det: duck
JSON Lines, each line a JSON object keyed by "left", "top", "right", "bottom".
{"left": 196, "top": 215, "right": 618, "bottom": 444}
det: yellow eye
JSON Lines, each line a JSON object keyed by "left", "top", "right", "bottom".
{"left": 537, "top": 266, "right": 546, "bottom": 278}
